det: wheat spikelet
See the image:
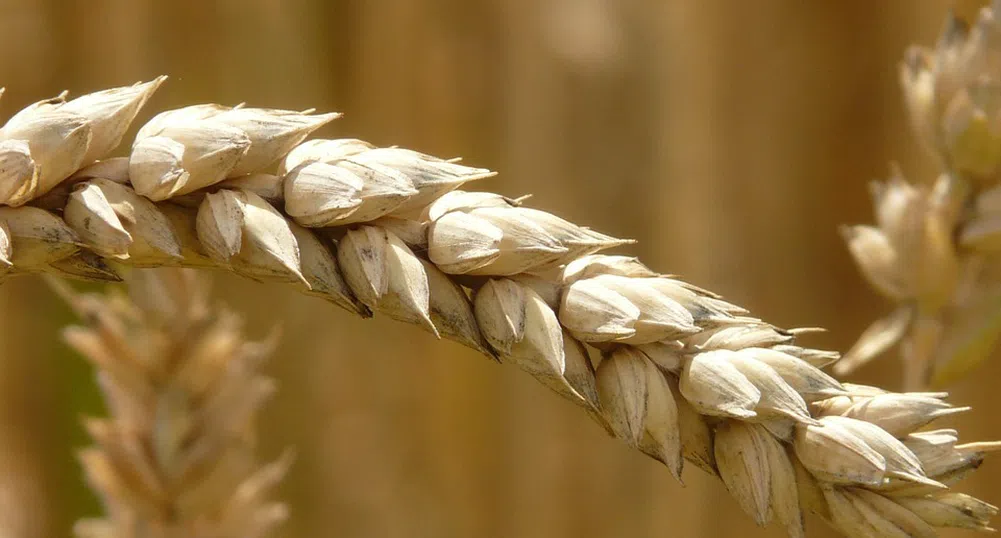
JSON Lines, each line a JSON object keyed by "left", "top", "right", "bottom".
{"left": 839, "top": 0, "right": 1001, "bottom": 389}
{"left": 53, "top": 269, "right": 290, "bottom": 538}
{"left": 0, "top": 46, "right": 996, "bottom": 538}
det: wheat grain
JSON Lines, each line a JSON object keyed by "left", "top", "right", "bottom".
{"left": 0, "top": 50, "right": 994, "bottom": 538}
{"left": 839, "top": 0, "right": 1001, "bottom": 389}
{"left": 53, "top": 268, "right": 290, "bottom": 538}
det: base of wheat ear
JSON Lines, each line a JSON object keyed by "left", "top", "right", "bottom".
{"left": 0, "top": 72, "right": 997, "bottom": 537}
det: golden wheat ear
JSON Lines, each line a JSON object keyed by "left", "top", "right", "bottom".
{"left": 840, "top": 1, "right": 1001, "bottom": 390}
{"left": 53, "top": 269, "right": 291, "bottom": 538}
{"left": 0, "top": 13, "right": 997, "bottom": 536}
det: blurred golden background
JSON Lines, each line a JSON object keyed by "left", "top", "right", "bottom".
{"left": 0, "top": 0, "right": 996, "bottom": 537}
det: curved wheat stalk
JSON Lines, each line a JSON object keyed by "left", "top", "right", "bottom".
{"left": 840, "top": 0, "right": 1001, "bottom": 389}
{"left": 0, "top": 62, "right": 996, "bottom": 538}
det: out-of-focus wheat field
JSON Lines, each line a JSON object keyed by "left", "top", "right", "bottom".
{"left": 0, "top": 0, "right": 997, "bottom": 537}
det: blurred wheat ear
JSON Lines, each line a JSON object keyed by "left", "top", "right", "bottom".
{"left": 839, "top": 0, "right": 1001, "bottom": 389}
{"left": 52, "top": 268, "right": 291, "bottom": 538}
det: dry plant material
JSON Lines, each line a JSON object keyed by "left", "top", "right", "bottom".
{"left": 55, "top": 269, "right": 289, "bottom": 538}
{"left": 840, "top": 0, "right": 1001, "bottom": 388}
{"left": 0, "top": 29, "right": 997, "bottom": 536}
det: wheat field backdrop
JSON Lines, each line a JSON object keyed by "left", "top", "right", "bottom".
{"left": 0, "top": 1, "right": 997, "bottom": 537}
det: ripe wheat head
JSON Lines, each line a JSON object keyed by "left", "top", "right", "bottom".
{"left": 0, "top": 10, "right": 998, "bottom": 538}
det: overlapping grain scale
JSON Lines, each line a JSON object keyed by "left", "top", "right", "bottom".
{"left": 790, "top": 408, "right": 1001, "bottom": 536}
{"left": 58, "top": 156, "right": 367, "bottom": 316}
{"left": 130, "top": 103, "right": 337, "bottom": 201}
{"left": 337, "top": 224, "right": 491, "bottom": 355}
{"left": 812, "top": 388, "right": 971, "bottom": 437}
{"left": 0, "top": 198, "right": 126, "bottom": 283}
{"left": 475, "top": 278, "right": 601, "bottom": 415}
{"left": 194, "top": 186, "right": 367, "bottom": 316}
{"left": 64, "top": 177, "right": 181, "bottom": 262}
{"left": 559, "top": 254, "right": 744, "bottom": 344}
{"left": 0, "top": 78, "right": 164, "bottom": 206}
{"left": 0, "top": 157, "right": 134, "bottom": 283}
{"left": 900, "top": 429, "right": 1001, "bottom": 487}
{"left": 281, "top": 139, "right": 496, "bottom": 227}
{"left": 426, "top": 191, "right": 633, "bottom": 275}
{"left": 0, "top": 204, "right": 82, "bottom": 275}
{"left": 52, "top": 158, "right": 222, "bottom": 272}
{"left": 57, "top": 269, "right": 289, "bottom": 538}
{"left": 714, "top": 421, "right": 806, "bottom": 531}
{"left": 196, "top": 187, "right": 307, "bottom": 285}
{"left": 896, "top": 492, "right": 998, "bottom": 531}
{"left": 823, "top": 487, "right": 937, "bottom": 538}
{"left": 8, "top": 154, "right": 364, "bottom": 315}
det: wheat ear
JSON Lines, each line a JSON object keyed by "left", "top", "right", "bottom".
{"left": 53, "top": 268, "right": 290, "bottom": 538}
{"left": 0, "top": 55, "right": 996, "bottom": 538}
{"left": 839, "top": 0, "right": 1001, "bottom": 389}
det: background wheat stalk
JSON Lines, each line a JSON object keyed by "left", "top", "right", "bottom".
{"left": 52, "top": 268, "right": 290, "bottom": 538}
{"left": 0, "top": 11, "right": 996, "bottom": 538}
{"left": 839, "top": 0, "right": 1001, "bottom": 390}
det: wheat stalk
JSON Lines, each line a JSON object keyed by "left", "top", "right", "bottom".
{"left": 838, "top": 0, "right": 1001, "bottom": 389}
{"left": 53, "top": 268, "right": 290, "bottom": 538}
{"left": 0, "top": 33, "right": 996, "bottom": 538}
